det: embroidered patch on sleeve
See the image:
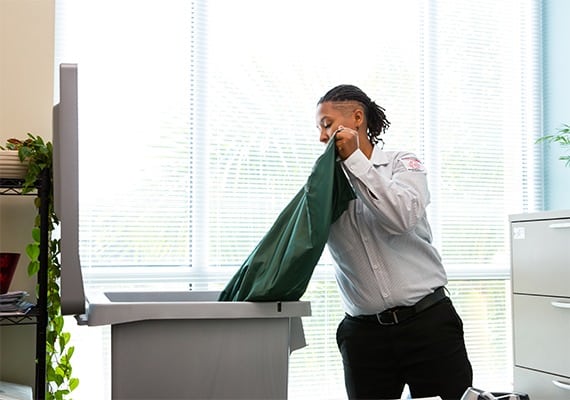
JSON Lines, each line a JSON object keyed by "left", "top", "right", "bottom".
{"left": 399, "top": 157, "right": 426, "bottom": 172}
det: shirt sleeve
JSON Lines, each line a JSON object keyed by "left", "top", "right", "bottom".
{"left": 342, "top": 149, "right": 431, "bottom": 235}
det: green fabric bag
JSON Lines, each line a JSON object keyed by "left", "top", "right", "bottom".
{"left": 218, "top": 137, "right": 355, "bottom": 302}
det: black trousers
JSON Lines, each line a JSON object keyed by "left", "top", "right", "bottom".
{"left": 336, "top": 297, "right": 473, "bottom": 400}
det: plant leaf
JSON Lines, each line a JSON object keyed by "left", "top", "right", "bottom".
{"left": 5, "top": 134, "right": 79, "bottom": 397}
{"left": 32, "top": 227, "right": 41, "bottom": 242}
{"left": 26, "top": 243, "right": 40, "bottom": 263}
{"left": 28, "top": 260, "right": 40, "bottom": 276}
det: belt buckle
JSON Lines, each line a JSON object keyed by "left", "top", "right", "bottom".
{"left": 376, "top": 310, "right": 398, "bottom": 325}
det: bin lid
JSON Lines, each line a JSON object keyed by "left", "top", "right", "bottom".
{"left": 77, "top": 290, "right": 311, "bottom": 326}
{"left": 53, "top": 63, "right": 86, "bottom": 316}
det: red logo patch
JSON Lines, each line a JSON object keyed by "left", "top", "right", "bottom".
{"left": 400, "top": 157, "right": 425, "bottom": 172}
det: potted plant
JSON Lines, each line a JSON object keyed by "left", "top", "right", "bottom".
{"left": 1, "top": 133, "right": 78, "bottom": 399}
{"left": 536, "top": 123, "right": 570, "bottom": 167}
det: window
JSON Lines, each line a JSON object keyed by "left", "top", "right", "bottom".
{"left": 55, "top": 1, "right": 541, "bottom": 398}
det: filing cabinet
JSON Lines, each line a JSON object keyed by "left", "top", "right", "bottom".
{"left": 510, "top": 210, "right": 570, "bottom": 399}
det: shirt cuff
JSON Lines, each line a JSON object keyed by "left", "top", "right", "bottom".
{"left": 343, "top": 149, "right": 371, "bottom": 177}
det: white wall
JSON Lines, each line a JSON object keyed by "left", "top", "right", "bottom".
{"left": 0, "top": 0, "right": 55, "bottom": 388}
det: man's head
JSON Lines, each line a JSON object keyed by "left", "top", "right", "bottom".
{"left": 316, "top": 84, "right": 390, "bottom": 145}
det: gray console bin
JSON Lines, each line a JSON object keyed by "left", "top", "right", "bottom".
{"left": 75, "top": 291, "right": 310, "bottom": 399}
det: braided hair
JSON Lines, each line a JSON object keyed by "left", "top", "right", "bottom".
{"left": 318, "top": 84, "right": 390, "bottom": 145}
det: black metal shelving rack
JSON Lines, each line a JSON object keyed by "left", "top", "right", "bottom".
{"left": 0, "top": 170, "right": 48, "bottom": 400}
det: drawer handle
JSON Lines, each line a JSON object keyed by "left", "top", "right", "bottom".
{"left": 549, "top": 222, "right": 570, "bottom": 229}
{"left": 551, "top": 301, "right": 570, "bottom": 309}
{"left": 552, "top": 380, "right": 570, "bottom": 391}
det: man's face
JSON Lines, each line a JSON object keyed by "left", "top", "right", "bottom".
{"left": 315, "top": 101, "right": 356, "bottom": 144}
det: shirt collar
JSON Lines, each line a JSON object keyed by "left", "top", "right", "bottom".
{"left": 371, "top": 145, "right": 389, "bottom": 167}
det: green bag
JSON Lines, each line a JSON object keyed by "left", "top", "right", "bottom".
{"left": 218, "top": 138, "right": 355, "bottom": 302}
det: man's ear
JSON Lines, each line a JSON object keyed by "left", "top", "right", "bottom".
{"left": 353, "top": 108, "right": 364, "bottom": 128}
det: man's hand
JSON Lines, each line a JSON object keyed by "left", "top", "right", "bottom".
{"left": 334, "top": 125, "right": 359, "bottom": 160}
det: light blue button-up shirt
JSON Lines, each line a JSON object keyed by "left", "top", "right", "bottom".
{"left": 327, "top": 145, "right": 447, "bottom": 316}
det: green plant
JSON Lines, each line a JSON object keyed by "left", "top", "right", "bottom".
{"left": 536, "top": 123, "right": 570, "bottom": 167}
{"left": 2, "top": 133, "right": 79, "bottom": 399}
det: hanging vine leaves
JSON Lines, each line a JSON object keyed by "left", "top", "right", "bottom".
{"left": 2, "top": 133, "right": 79, "bottom": 399}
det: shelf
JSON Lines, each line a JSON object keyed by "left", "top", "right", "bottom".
{"left": 0, "top": 170, "right": 48, "bottom": 400}
{"left": 0, "top": 178, "right": 36, "bottom": 195}
{"left": 0, "top": 307, "right": 38, "bottom": 326}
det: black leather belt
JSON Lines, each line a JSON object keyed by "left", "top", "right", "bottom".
{"left": 350, "top": 287, "right": 447, "bottom": 326}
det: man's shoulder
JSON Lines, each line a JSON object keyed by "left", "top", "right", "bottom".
{"left": 383, "top": 150, "right": 426, "bottom": 172}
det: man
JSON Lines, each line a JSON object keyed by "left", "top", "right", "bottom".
{"left": 316, "top": 84, "right": 472, "bottom": 400}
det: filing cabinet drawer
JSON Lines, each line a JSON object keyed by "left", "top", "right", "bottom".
{"left": 513, "top": 294, "right": 570, "bottom": 377}
{"left": 514, "top": 366, "right": 570, "bottom": 400}
{"left": 511, "top": 217, "right": 570, "bottom": 297}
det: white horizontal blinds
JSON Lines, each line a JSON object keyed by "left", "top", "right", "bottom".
{"left": 289, "top": 268, "right": 346, "bottom": 399}
{"left": 203, "top": 4, "right": 420, "bottom": 396}
{"left": 519, "top": 0, "right": 543, "bottom": 212}
{"left": 189, "top": 0, "right": 209, "bottom": 272}
{"left": 55, "top": 0, "right": 194, "bottom": 268}
{"left": 421, "top": 0, "right": 541, "bottom": 268}
{"left": 447, "top": 280, "right": 512, "bottom": 389}
{"left": 203, "top": 0, "right": 421, "bottom": 269}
